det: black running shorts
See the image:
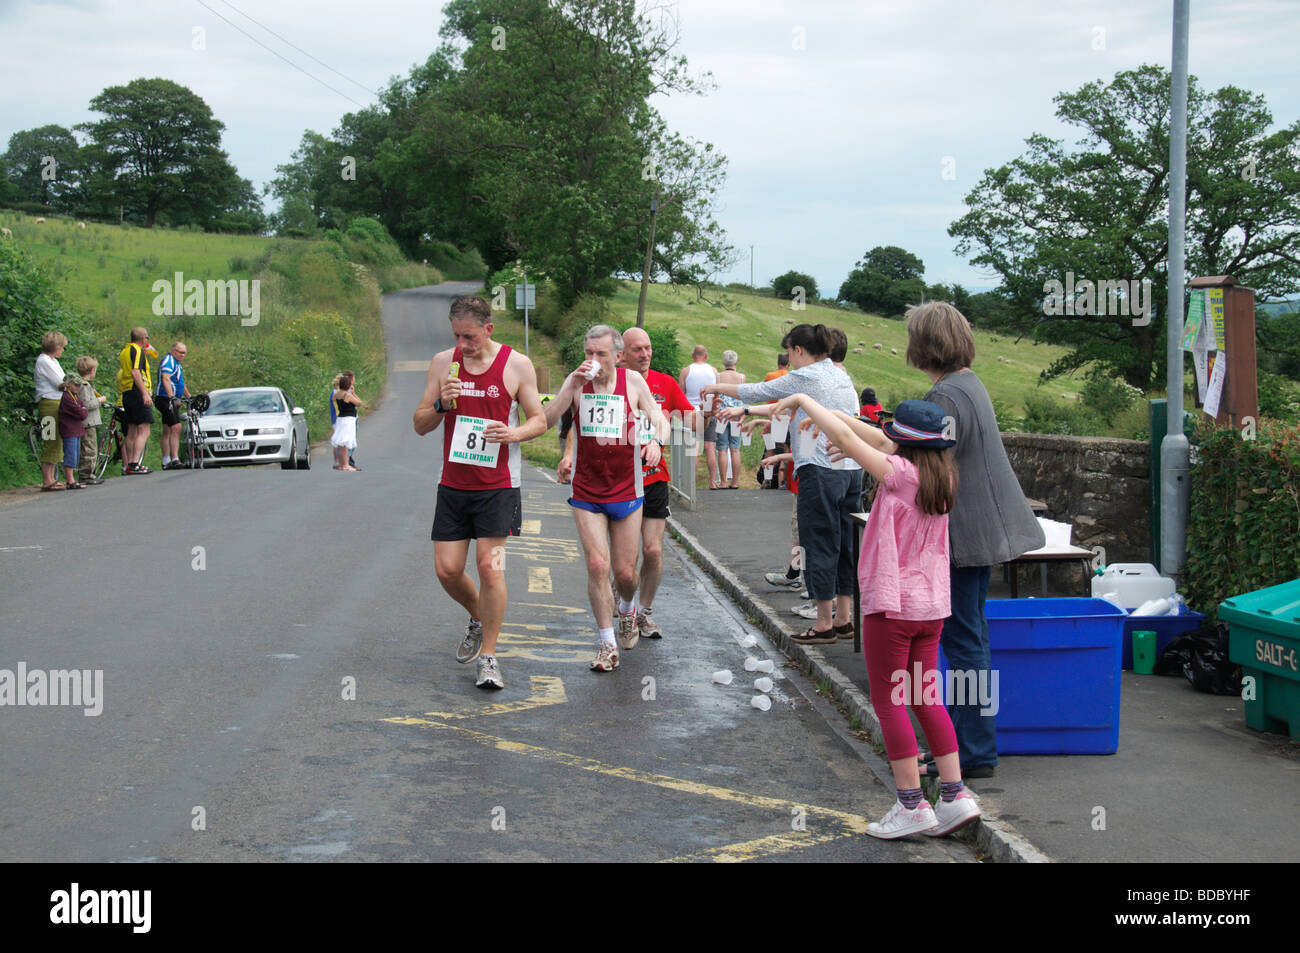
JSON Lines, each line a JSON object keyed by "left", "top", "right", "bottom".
{"left": 432, "top": 485, "right": 522, "bottom": 541}
{"left": 642, "top": 480, "right": 671, "bottom": 520}
{"left": 122, "top": 387, "right": 155, "bottom": 425}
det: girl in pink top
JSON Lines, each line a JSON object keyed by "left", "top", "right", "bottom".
{"left": 771, "top": 394, "right": 980, "bottom": 840}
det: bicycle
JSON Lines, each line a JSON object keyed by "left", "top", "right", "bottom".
{"left": 92, "top": 404, "right": 139, "bottom": 479}
{"left": 174, "top": 394, "right": 210, "bottom": 469}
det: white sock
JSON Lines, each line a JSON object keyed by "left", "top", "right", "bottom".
{"left": 599, "top": 627, "right": 616, "bottom": 644}
{"left": 617, "top": 598, "right": 635, "bottom": 614}
{"left": 640, "top": 603, "right": 651, "bottom": 613}
{"left": 162, "top": 456, "right": 170, "bottom": 466}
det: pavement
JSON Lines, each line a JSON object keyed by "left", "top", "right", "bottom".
{"left": 670, "top": 486, "right": 1300, "bottom": 863}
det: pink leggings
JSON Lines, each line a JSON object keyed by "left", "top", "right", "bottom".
{"left": 863, "top": 613, "right": 959, "bottom": 762}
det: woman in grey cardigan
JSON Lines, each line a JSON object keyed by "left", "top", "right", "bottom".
{"left": 906, "top": 302, "right": 1044, "bottom": 778}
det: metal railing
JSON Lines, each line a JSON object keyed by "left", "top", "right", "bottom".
{"left": 668, "top": 419, "right": 698, "bottom": 510}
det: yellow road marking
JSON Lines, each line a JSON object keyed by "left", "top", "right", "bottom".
{"left": 520, "top": 519, "right": 542, "bottom": 535}
{"left": 515, "top": 602, "right": 587, "bottom": 615}
{"left": 658, "top": 829, "right": 856, "bottom": 863}
{"left": 527, "top": 566, "right": 552, "bottom": 593}
{"left": 506, "top": 537, "right": 581, "bottom": 563}
{"left": 382, "top": 717, "right": 872, "bottom": 835}
{"left": 413, "top": 675, "right": 567, "bottom": 720}
{"left": 392, "top": 360, "right": 431, "bottom": 372}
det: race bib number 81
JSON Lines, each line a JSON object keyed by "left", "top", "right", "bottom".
{"left": 579, "top": 392, "right": 625, "bottom": 439}
{"left": 449, "top": 414, "right": 502, "bottom": 467}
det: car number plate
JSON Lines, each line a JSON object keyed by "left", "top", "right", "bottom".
{"left": 212, "top": 441, "right": 250, "bottom": 452}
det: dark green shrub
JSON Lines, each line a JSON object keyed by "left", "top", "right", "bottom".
{"left": 645, "top": 324, "right": 680, "bottom": 376}
{"left": 1186, "top": 419, "right": 1300, "bottom": 617}
{"left": 1080, "top": 366, "right": 1143, "bottom": 425}
{"left": 1022, "top": 392, "right": 1089, "bottom": 435}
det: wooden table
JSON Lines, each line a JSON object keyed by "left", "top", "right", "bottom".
{"left": 1005, "top": 544, "right": 1096, "bottom": 598}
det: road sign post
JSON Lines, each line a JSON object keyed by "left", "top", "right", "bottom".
{"left": 516, "top": 281, "right": 536, "bottom": 357}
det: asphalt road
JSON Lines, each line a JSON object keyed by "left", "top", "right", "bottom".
{"left": 0, "top": 282, "right": 977, "bottom": 863}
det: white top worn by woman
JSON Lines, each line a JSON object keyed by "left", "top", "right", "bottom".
{"left": 34, "top": 353, "right": 64, "bottom": 401}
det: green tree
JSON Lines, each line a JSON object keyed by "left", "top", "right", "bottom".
{"left": 412, "top": 0, "right": 729, "bottom": 305}
{"left": 2, "top": 125, "right": 84, "bottom": 209}
{"left": 838, "top": 246, "right": 927, "bottom": 315}
{"left": 950, "top": 65, "right": 1300, "bottom": 388}
{"left": 77, "top": 78, "right": 241, "bottom": 228}
{"left": 772, "top": 270, "right": 817, "bottom": 301}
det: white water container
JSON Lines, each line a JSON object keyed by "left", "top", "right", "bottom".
{"left": 1090, "top": 563, "right": 1175, "bottom": 609}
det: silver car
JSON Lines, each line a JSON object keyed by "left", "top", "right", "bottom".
{"left": 189, "top": 387, "right": 311, "bottom": 469}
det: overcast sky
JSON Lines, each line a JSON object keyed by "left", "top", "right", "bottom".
{"left": 2, "top": 0, "right": 1297, "bottom": 294}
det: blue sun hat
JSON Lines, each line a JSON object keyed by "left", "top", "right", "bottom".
{"left": 882, "top": 399, "right": 956, "bottom": 448}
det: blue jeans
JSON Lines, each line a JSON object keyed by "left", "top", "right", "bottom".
{"left": 61, "top": 436, "right": 81, "bottom": 470}
{"left": 942, "top": 564, "right": 997, "bottom": 768}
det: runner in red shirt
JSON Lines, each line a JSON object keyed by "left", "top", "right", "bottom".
{"left": 618, "top": 326, "right": 697, "bottom": 640}
{"left": 545, "top": 325, "right": 667, "bottom": 673}
{"left": 414, "top": 295, "right": 547, "bottom": 691}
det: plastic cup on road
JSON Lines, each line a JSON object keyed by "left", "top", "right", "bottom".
{"left": 754, "top": 676, "right": 774, "bottom": 693}
{"left": 739, "top": 635, "right": 757, "bottom": 649}
{"left": 750, "top": 694, "right": 772, "bottom": 711}
{"left": 744, "top": 657, "right": 774, "bottom": 673}
{"left": 711, "top": 669, "right": 734, "bottom": 685}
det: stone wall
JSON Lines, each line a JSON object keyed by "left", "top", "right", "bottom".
{"left": 1001, "top": 432, "right": 1152, "bottom": 566}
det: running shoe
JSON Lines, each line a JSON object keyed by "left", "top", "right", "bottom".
{"left": 475, "top": 656, "right": 504, "bottom": 690}
{"left": 764, "top": 571, "right": 803, "bottom": 591}
{"left": 637, "top": 606, "right": 661, "bottom": 639}
{"left": 617, "top": 610, "right": 640, "bottom": 650}
{"left": 926, "top": 791, "right": 980, "bottom": 836}
{"left": 791, "top": 601, "right": 835, "bottom": 621}
{"left": 590, "top": 641, "right": 620, "bottom": 672}
{"left": 866, "top": 800, "right": 939, "bottom": 839}
{"left": 456, "top": 619, "right": 484, "bottom": 664}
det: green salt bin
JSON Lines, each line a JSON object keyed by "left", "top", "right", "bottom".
{"left": 1220, "top": 578, "right": 1300, "bottom": 741}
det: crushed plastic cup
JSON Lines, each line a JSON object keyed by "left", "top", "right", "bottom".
{"left": 739, "top": 635, "right": 757, "bottom": 649}
{"left": 750, "top": 694, "right": 772, "bottom": 711}
{"left": 754, "top": 676, "right": 774, "bottom": 693}
{"left": 711, "top": 669, "right": 734, "bottom": 685}
{"left": 744, "top": 657, "right": 775, "bottom": 673}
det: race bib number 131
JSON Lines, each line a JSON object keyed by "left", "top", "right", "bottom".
{"left": 579, "top": 393, "right": 625, "bottom": 439}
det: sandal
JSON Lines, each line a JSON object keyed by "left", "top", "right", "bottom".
{"left": 791, "top": 626, "right": 837, "bottom": 645}
{"left": 40, "top": 483, "right": 65, "bottom": 492}
{"left": 833, "top": 622, "right": 855, "bottom": 639}
{"left": 67, "top": 482, "right": 85, "bottom": 489}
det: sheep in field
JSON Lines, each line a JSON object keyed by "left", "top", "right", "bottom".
{"left": 34, "top": 217, "right": 45, "bottom": 224}
{"left": 1, "top": 227, "right": 11, "bottom": 239}
{"left": 77, "top": 221, "right": 86, "bottom": 229}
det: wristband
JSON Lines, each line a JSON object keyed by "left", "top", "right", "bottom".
{"left": 433, "top": 397, "right": 446, "bottom": 414}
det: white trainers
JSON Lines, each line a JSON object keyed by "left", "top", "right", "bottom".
{"left": 866, "top": 800, "right": 939, "bottom": 839}
{"left": 764, "top": 571, "right": 803, "bottom": 591}
{"left": 926, "top": 791, "right": 980, "bottom": 836}
{"left": 790, "top": 601, "right": 836, "bottom": 621}
{"left": 590, "top": 641, "right": 620, "bottom": 672}
{"left": 475, "top": 656, "right": 504, "bottom": 690}
{"left": 637, "top": 606, "right": 661, "bottom": 639}
{"left": 617, "top": 610, "right": 640, "bottom": 650}
{"left": 456, "top": 620, "right": 483, "bottom": 664}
